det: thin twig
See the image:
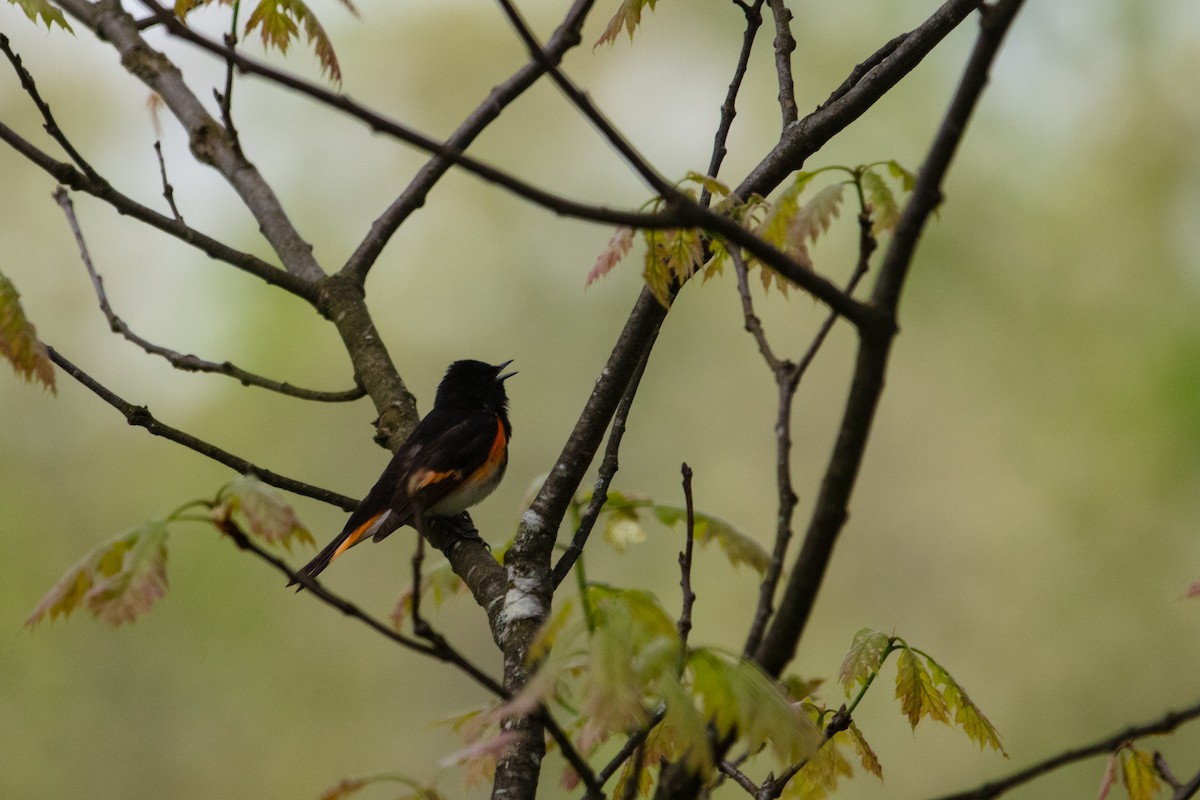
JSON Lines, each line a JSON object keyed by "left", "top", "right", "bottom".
{"left": 717, "top": 760, "right": 760, "bottom": 796}
{"left": 929, "top": 698, "right": 1200, "bottom": 800}
{"left": 677, "top": 463, "right": 697, "bottom": 646}
{"left": 151, "top": 141, "right": 184, "bottom": 222}
{"left": 493, "top": 0, "right": 675, "bottom": 198}
{"left": 215, "top": 0, "right": 243, "bottom": 156}
{"left": 701, "top": 0, "right": 764, "bottom": 207}
{"left": 45, "top": 345, "right": 359, "bottom": 510}
{"left": 551, "top": 344, "right": 651, "bottom": 586}
{"left": 730, "top": 248, "right": 783, "bottom": 371}
{"left": 52, "top": 188, "right": 364, "bottom": 401}
{"left": 617, "top": 744, "right": 647, "bottom": 800}
{"left": 766, "top": 0, "right": 799, "bottom": 128}
{"left": 595, "top": 707, "right": 666, "bottom": 789}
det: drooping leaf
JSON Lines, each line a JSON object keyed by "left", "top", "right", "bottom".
{"left": 648, "top": 676, "right": 713, "bottom": 776}
{"left": 0, "top": 271, "right": 56, "bottom": 392}
{"left": 783, "top": 733, "right": 855, "bottom": 800}
{"left": 587, "top": 227, "right": 635, "bottom": 287}
{"left": 594, "top": 0, "right": 659, "bottom": 48}
{"left": 653, "top": 504, "right": 771, "bottom": 576}
{"left": 1120, "top": 747, "right": 1161, "bottom": 800}
{"left": 683, "top": 170, "right": 731, "bottom": 199}
{"left": 894, "top": 646, "right": 949, "bottom": 728}
{"left": 838, "top": 628, "right": 893, "bottom": 695}
{"left": 782, "top": 674, "right": 825, "bottom": 702}
{"left": 243, "top": 0, "right": 347, "bottom": 83}
{"left": 861, "top": 168, "right": 900, "bottom": 234}
{"left": 7, "top": 0, "right": 72, "bottom": 31}
{"left": 212, "top": 474, "right": 314, "bottom": 550}
{"left": 847, "top": 720, "right": 883, "bottom": 779}
{"left": 887, "top": 159, "right": 917, "bottom": 192}
{"left": 688, "top": 648, "right": 821, "bottom": 764}
{"left": 927, "top": 658, "right": 1007, "bottom": 755}
{"left": 1097, "top": 752, "right": 1120, "bottom": 800}
{"left": 26, "top": 521, "right": 170, "bottom": 627}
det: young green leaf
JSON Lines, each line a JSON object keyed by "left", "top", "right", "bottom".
{"left": 0, "top": 271, "right": 56, "bottom": 392}
{"left": 789, "top": 182, "right": 846, "bottom": 247}
{"left": 26, "top": 521, "right": 170, "bottom": 627}
{"left": 861, "top": 169, "right": 900, "bottom": 234}
{"left": 927, "top": 658, "right": 1007, "bottom": 755}
{"left": 594, "top": 0, "right": 659, "bottom": 48}
{"left": 887, "top": 159, "right": 917, "bottom": 192}
{"left": 783, "top": 733, "right": 855, "bottom": 800}
{"left": 212, "top": 474, "right": 314, "bottom": 551}
{"left": 603, "top": 510, "right": 648, "bottom": 552}
{"left": 894, "top": 646, "right": 949, "bottom": 728}
{"left": 688, "top": 648, "right": 821, "bottom": 764}
{"left": 7, "top": 0, "right": 73, "bottom": 31}
{"left": 1120, "top": 747, "right": 1161, "bottom": 800}
{"left": 838, "top": 628, "right": 892, "bottom": 695}
{"left": 683, "top": 171, "right": 731, "bottom": 199}
{"left": 652, "top": 504, "right": 771, "bottom": 576}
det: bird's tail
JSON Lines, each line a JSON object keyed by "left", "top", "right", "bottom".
{"left": 289, "top": 510, "right": 387, "bottom": 590}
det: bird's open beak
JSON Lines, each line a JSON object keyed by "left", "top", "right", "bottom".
{"left": 495, "top": 359, "right": 517, "bottom": 381}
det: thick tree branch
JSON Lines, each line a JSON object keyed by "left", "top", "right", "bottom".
{"left": 46, "top": 345, "right": 357, "bottom": 510}
{"left": 754, "top": 0, "right": 1025, "bottom": 678}
{"left": 930, "top": 698, "right": 1200, "bottom": 800}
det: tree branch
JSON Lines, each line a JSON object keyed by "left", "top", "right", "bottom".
{"left": 46, "top": 345, "right": 358, "bottom": 511}
{"left": 53, "top": 187, "right": 364, "bottom": 402}
{"left": 701, "top": 0, "right": 764, "bottom": 205}
{"left": 754, "top": 0, "right": 1025, "bottom": 678}
{"left": 929, "top": 698, "right": 1200, "bottom": 800}
{"left": 767, "top": 0, "right": 799, "bottom": 128}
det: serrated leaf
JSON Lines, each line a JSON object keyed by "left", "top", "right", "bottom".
{"left": 927, "top": 658, "right": 1007, "bottom": 755}
{"left": 894, "top": 647, "right": 949, "bottom": 728}
{"left": 838, "top": 628, "right": 892, "bottom": 695}
{"left": 862, "top": 169, "right": 900, "bottom": 234}
{"left": 653, "top": 505, "right": 770, "bottom": 576}
{"left": 7, "top": 0, "right": 73, "bottom": 31}
{"left": 0, "top": 271, "right": 56, "bottom": 392}
{"left": 847, "top": 721, "right": 883, "bottom": 779}
{"left": 213, "top": 474, "right": 314, "bottom": 550}
{"left": 587, "top": 226, "right": 634, "bottom": 287}
{"left": 789, "top": 183, "right": 845, "bottom": 247}
{"left": 243, "top": 0, "right": 345, "bottom": 83}
{"left": 27, "top": 521, "right": 170, "bottom": 627}
{"left": 594, "top": 0, "right": 659, "bottom": 48}
{"left": 1120, "top": 747, "right": 1161, "bottom": 800}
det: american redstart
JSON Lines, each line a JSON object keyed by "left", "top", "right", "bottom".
{"left": 293, "top": 359, "right": 515, "bottom": 587}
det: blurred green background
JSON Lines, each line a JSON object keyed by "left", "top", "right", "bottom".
{"left": 2, "top": 0, "right": 1199, "bottom": 797}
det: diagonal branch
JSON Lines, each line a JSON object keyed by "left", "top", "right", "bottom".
{"left": 929, "top": 698, "right": 1200, "bottom": 800}
{"left": 46, "top": 345, "right": 358, "bottom": 511}
{"left": 342, "top": 0, "right": 600, "bottom": 282}
{"left": 702, "top": 0, "right": 765, "bottom": 204}
{"left": 53, "top": 187, "right": 364, "bottom": 402}
{"left": 754, "top": 0, "right": 1026, "bottom": 678}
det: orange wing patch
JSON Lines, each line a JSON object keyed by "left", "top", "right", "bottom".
{"left": 331, "top": 510, "right": 385, "bottom": 562}
{"left": 409, "top": 468, "right": 463, "bottom": 495}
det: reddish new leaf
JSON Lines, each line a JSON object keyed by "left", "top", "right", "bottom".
{"left": 594, "top": 0, "right": 659, "bottom": 48}
{"left": 27, "top": 521, "right": 170, "bottom": 627}
{"left": 212, "top": 474, "right": 314, "bottom": 550}
{"left": 587, "top": 227, "right": 634, "bottom": 287}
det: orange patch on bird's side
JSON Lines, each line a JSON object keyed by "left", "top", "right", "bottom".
{"left": 332, "top": 511, "right": 384, "bottom": 561}
{"left": 411, "top": 468, "right": 462, "bottom": 494}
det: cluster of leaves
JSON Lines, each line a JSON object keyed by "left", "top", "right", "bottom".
{"left": 26, "top": 475, "right": 312, "bottom": 627}
{"left": 6, "top": 0, "right": 71, "bottom": 30}
{"left": 0, "top": 271, "right": 55, "bottom": 392}
{"left": 174, "top": 0, "right": 358, "bottom": 83}
{"left": 595, "top": 0, "right": 661, "bottom": 48}
{"left": 588, "top": 162, "right": 916, "bottom": 303}
{"left": 1098, "top": 742, "right": 1164, "bottom": 800}
{"left": 837, "top": 628, "right": 1006, "bottom": 754}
